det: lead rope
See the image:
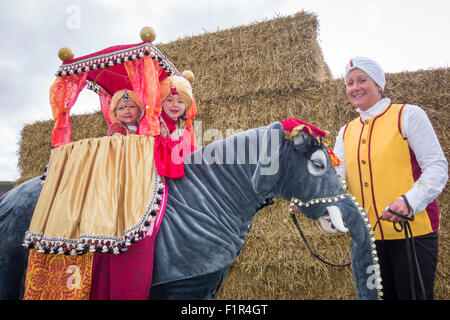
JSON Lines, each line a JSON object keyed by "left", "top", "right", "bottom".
{"left": 372, "top": 195, "right": 426, "bottom": 300}
{"left": 290, "top": 212, "right": 351, "bottom": 267}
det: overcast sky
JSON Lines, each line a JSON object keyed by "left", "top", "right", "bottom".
{"left": 0, "top": 0, "right": 449, "bottom": 181}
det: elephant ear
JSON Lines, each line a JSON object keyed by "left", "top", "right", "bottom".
{"left": 252, "top": 122, "right": 284, "bottom": 195}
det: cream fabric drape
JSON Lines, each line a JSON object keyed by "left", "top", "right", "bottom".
{"left": 24, "top": 135, "right": 163, "bottom": 254}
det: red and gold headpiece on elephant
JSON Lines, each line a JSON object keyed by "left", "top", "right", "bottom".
{"left": 280, "top": 118, "right": 342, "bottom": 167}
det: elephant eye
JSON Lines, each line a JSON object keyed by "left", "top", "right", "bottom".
{"left": 307, "top": 149, "right": 328, "bottom": 176}
{"left": 310, "top": 159, "right": 325, "bottom": 169}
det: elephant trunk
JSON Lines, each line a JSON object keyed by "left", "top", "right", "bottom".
{"left": 336, "top": 197, "right": 382, "bottom": 300}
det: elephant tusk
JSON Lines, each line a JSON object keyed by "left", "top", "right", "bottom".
{"left": 327, "top": 205, "right": 349, "bottom": 233}
{"left": 319, "top": 214, "right": 339, "bottom": 234}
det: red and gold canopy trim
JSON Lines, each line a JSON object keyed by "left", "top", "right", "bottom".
{"left": 56, "top": 42, "right": 180, "bottom": 78}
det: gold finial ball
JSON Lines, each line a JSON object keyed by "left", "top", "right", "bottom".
{"left": 58, "top": 47, "right": 74, "bottom": 61}
{"left": 140, "top": 26, "right": 156, "bottom": 42}
{"left": 182, "top": 70, "right": 195, "bottom": 83}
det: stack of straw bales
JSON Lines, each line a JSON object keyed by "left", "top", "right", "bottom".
{"left": 17, "top": 11, "right": 449, "bottom": 299}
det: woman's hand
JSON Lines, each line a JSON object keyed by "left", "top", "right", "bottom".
{"left": 381, "top": 198, "right": 413, "bottom": 222}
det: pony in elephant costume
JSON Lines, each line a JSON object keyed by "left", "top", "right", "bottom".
{"left": 0, "top": 118, "right": 382, "bottom": 300}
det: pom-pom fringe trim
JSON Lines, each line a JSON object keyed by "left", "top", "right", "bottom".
{"left": 55, "top": 43, "right": 182, "bottom": 80}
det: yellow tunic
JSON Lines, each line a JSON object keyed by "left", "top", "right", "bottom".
{"left": 343, "top": 104, "right": 439, "bottom": 240}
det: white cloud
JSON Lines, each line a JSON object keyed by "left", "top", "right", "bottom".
{"left": 0, "top": 120, "right": 21, "bottom": 181}
{"left": 365, "top": 5, "right": 382, "bottom": 30}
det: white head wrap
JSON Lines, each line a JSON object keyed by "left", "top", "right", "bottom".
{"left": 344, "top": 56, "right": 386, "bottom": 90}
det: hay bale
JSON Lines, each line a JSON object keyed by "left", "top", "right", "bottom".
{"left": 157, "top": 11, "right": 332, "bottom": 102}
{"left": 16, "top": 11, "right": 449, "bottom": 299}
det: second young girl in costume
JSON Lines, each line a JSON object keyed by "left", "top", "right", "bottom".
{"left": 154, "top": 75, "right": 196, "bottom": 179}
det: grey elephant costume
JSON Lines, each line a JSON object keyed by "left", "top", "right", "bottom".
{"left": 0, "top": 119, "right": 381, "bottom": 300}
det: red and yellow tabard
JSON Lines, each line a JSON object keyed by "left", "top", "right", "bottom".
{"left": 343, "top": 104, "right": 439, "bottom": 240}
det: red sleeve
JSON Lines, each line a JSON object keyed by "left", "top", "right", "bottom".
{"left": 107, "top": 122, "right": 127, "bottom": 136}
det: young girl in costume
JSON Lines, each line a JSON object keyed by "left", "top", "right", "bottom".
{"left": 107, "top": 89, "right": 144, "bottom": 136}
{"left": 154, "top": 75, "right": 196, "bottom": 179}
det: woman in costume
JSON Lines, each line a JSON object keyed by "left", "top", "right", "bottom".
{"left": 107, "top": 89, "right": 144, "bottom": 136}
{"left": 333, "top": 56, "right": 448, "bottom": 299}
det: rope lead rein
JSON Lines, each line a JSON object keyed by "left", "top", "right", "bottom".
{"left": 290, "top": 212, "right": 350, "bottom": 268}
{"left": 372, "top": 194, "right": 426, "bottom": 300}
